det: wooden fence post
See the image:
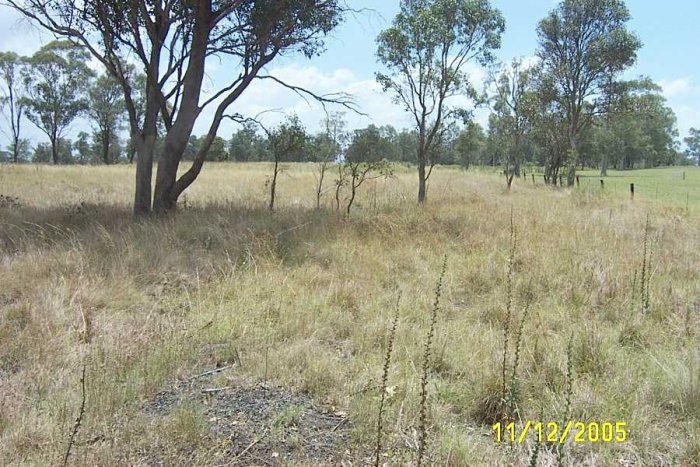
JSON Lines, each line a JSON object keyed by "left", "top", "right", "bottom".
{"left": 600, "top": 179, "right": 604, "bottom": 189}
{"left": 630, "top": 183, "right": 634, "bottom": 200}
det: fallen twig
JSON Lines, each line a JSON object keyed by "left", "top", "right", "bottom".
{"left": 236, "top": 429, "right": 269, "bottom": 459}
{"left": 188, "top": 365, "right": 233, "bottom": 381}
{"left": 201, "top": 386, "right": 232, "bottom": 394}
{"left": 331, "top": 417, "right": 348, "bottom": 433}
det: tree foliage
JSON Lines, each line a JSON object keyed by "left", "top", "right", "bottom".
{"left": 0, "top": 51, "right": 29, "bottom": 162}
{"left": 267, "top": 114, "right": 307, "bottom": 211}
{"left": 22, "top": 41, "right": 93, "bottom": 165}
{"left": 377, "top": 0, "right": 504, "bottom": 203}
{"left": 536, "top": 0, "right": 642, "bottom": 184}
{"left": 88, "top": 74, "right": 125, "bottom": 164}
{"left": 684, "top": 128, "right": 700, "bottom": 166}
{"left": 342, "top": 125, "right": 393, "bottom": 214}
{"left": 491, "top": 59, "right": 536, "bottom": 187}
{"left": 229, "top": 121, "right": 267, "bottom": 162}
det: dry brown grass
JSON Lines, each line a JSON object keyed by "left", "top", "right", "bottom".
{"left": 0, "top": 162, "right": 699, "bottom": 466}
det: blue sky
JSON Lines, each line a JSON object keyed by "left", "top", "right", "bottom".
{"left": 1, "top": 1, "right": 699, "bottom": 147}
{"left": 280, "top": 0, "right": 700, "bottom": 140}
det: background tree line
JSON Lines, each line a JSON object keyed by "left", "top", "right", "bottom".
{"left": 0, "top": 0, "right": 697, "bottom": 214}
{"left": 0, "top": 38, "right": 691, "bottom": 172}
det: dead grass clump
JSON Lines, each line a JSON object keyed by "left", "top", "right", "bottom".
{"left": 0, "top": 194, "right": 21, "bottom": 209}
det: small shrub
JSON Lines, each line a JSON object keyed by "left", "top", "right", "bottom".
{"left": 272, "top": 405, "right": 304, "bottom": 430}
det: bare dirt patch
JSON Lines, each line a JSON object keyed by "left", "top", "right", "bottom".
{"left": 139, "top": 367, "right": 363, "bottom": 466}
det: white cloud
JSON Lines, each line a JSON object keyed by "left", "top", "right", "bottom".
{"left": 657, "top": 77, "right": 700, "bottom": 139}
{"left": 672, "top": 104, "right": 700, "bottom": 141}
{"left": 200, "top": 61, "right": 491, "bottom": 138}
{"left": 660, "top": 77, "right": 700, "bottom": 98}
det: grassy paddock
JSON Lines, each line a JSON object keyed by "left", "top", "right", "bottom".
{"left": 578, "top": 167, "right": 699, "bottom": 211}
{"left": 0, "top": 162, "right": 699, "bottom": 466}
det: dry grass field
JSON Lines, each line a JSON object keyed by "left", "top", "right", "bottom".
{"left": 0, "top": 162, "right": 699, "bottom": 466}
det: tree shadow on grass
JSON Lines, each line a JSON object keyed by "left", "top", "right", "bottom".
{"left": 0, "top": 201, "right": 345, "bottom": 272}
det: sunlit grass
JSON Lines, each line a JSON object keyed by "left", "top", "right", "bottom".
{"left": 1, "top": 162, "right": 699, "bottom": 465}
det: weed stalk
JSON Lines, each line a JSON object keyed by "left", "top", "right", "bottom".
{"left": 374, "top": 293, "right": 401, "bottom": 467}
{"left": 557, "top": 332, "right": 574, "bottom": 467}
{"left": 416, "top": 255, "right": 447, "bottom": 467}
{"left": 63, "top": 359, "right": 87, "bottom": 467}
{"left": 502, "top": 211, "right": 517, "bottom": 408}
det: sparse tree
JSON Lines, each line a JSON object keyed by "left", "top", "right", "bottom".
{"left": 229, "top": 121, "right": 266, "bottom": 162}
{"left": 395, "top": 129, "right": 418, "bottom": 163}
{"left": 526, "top": 77, "right": 570, "bottom": 185}
{"left": 22, "top": 41, "right": 93, "bottom": 165}
{"left": 88, "top": 74, "right": 125, "bottom": 165}
{"left": 74, "top": 131, "right": 93, "bottom": 164}
{"left": 377, "top": 0, "right": 504, "bottom": 203}
{"left": 9, "top": 138, "right": 31, "bottom": 162}
{"left": 334, "top": 162, "right": 350, "bottom": 212}
{"left": 343, "top": 125, "right": 393, "bottom": 215}
{"left": 453, "top": 121, "right": 485, "bottom": 169}
{"left": 267, "top": 114, "right": 306, "bottom": 212}
{"left": 491, "top": 59, "right": 536, "bottom": 189}
{"left": 536, "top": 0, "right": 642, "bottom": 185}
{"left": 208, "top": 136, "right": 228, "bottom": 162}
{"left": 33, "top": 137, "right": 73, "bottom": 163}
{"left": 315, "top": 111, "right": 347, "bottom": 209}
{"left": 0, "top": 51, "right": 29, "bottom": 163}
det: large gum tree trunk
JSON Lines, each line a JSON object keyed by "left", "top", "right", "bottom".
{"left": 151, "top": 5, "right": 209, "bottom": 215}
{"left": 153, "top": 143, "right": 183, "bottom": 214}
{"left": 133, "top": 134, "right": 156, "bottom": 216}
{"left": 152, "top": 110, "right": 204, "bottom": 214}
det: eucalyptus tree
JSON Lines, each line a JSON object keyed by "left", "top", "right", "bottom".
{"left": 536, "top": 0, "right": 641, "bottom": 185}
{"left": 343, "top": 125, "right": 392, "bottom": 215}
{"left": 491, "top": 59, "right": 536, "bottom": 188}
{"left": 0, "top": 52, "right": 29, "bottom": 162}
{"left": 596, "top": 78, "right": 678, "bottom": 169}
{"left": 4, "top": 0, "right": 355, "bottom": 215}
{"left": 525, "top": 72, "right": 570, "bottom": 185}
{"left": 376, "top": 0, "right": 504, "bottom": 203}
{"left": 266, "top": 114, "right": 306, "bottom": 212}
{"left": 228, "top": 121, "right": 266, "bottom": 162}
{"left": 22, "top": 41, "right": 93, "bottom": 165}
{"left": 314, "top": 111, "right": 347, "bottom": 209}
{"left": 88, "top": 74, "right": 125, "bottom": 164}
{"left": 74, "top": 131, "right": 93, "bottom": 164}
{"left": 453, "top": 120, "right": 486, "bottom": 169}
{"left": 685, "top": 128, "right": 700, "bottom": 166}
